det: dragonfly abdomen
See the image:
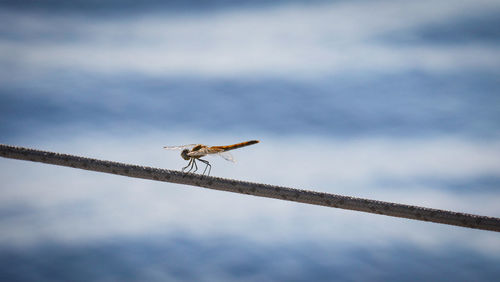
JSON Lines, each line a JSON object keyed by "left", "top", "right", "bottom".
{"left": 213, "top": 140, "right": 259, "bottom": 152}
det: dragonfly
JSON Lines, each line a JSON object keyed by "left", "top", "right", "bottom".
{"left": 163, "top": 140, "right": 259, "bottom": 176}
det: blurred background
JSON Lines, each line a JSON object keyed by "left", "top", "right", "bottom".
{"left": 1, "top": 0, "right": 500, "bottom": 281}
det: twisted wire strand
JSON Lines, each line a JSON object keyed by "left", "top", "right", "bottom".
{"left": 1, "top": 143, "right": 499, "bottom": 232}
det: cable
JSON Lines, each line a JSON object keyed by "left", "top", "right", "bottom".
{"left": 1, "top": 143, "right": 499, "bottom": 232}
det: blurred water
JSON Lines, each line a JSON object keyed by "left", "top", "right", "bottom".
{"left": 2, "top": 70, "right": 500, "bottom": 140}
{"left": 1, "top": 235, "right": 499, "bottom": 282}
{"left": 1, "top": 0, "right": 500, "bottom": 281}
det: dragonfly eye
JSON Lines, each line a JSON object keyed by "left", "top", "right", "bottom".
{"left": 181, "top": 149, "right": 190, "bottom": 160}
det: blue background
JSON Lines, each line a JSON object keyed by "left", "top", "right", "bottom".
{"left": 1, "top": 0, "right": 499, "bottom": 281}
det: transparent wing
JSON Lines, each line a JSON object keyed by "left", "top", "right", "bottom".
{"left": 218, "top": 151, "right": 236, "bottom": 163}
{"left": 187, "top": 146, "right": 219, "bottom": 158}
{"left": 163, "top": 144, "right": 198, "bottom": 150}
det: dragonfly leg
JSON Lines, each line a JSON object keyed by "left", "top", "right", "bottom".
{"left": 186, "top": 158, "right": 196, "bottom": 173}
{"left": 182, "top": 159, "right": 193, "bottom": 172}
{"left": 192, "top": 159, "right": 198, "bottom": 173}
{"left": 198, "top": 158, "right": 211, "bottom": 176}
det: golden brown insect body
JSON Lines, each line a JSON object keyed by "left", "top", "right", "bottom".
{"left": 164, "top": 140, "right": 259, "bottom": 176}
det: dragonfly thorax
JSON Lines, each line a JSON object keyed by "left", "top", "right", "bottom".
{"left": 181, "top": 149, "right": 190, "bottom": 160}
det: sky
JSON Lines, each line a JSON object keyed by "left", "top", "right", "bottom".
{"left": 1, "top": 0, "right": 500, "bottom": 281}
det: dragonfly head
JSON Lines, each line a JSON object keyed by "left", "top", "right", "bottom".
{"left": 181, "top": 149, "right": 190, "bottom": 160}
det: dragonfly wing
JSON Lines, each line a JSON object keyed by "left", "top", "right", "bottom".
{"left": 163, "top": 144, "right": 198, "bottom": 150}
{"left": 218, "top": 151, "right": 236, "bottom": 163}
{"left": 188, "top": 146, "right": 219, "bottom": 158}
{"left": 187, "top": 149, "right": 207, "bottom": 158}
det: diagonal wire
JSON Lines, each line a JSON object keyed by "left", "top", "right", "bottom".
{"left": 1, "top": 143, "right": 499, "bottom": 232}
